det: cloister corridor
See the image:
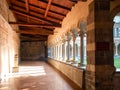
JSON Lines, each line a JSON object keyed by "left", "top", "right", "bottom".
{"left": 1, "top": 0, "right": 120, "bottom": 90}
{"left": 0, "top": 61, "right": 81, "bottom": 90}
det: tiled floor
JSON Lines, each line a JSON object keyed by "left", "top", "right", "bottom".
{"left": 0, "top": 61, "right": 82, "bottom": 90}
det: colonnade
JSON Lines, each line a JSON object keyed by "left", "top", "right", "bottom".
{"left": 48, "top": 27, "right": 87, "bottom": 66}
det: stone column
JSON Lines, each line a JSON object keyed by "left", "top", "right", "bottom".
{"left": 56, "top": 45, "right": 58, "bottom": 60}
{"left": 62, "top": 40, "right": 66, "bottom": 61}
{"left": 115, "top": 43, "right": 118, "bottom": 56}
{"left": 54, "top": 46, "right": 55, "bottom": 59}
{"left": 85, "top": 1, "right": 115, "bottom": 90}
{"left": 78, "top": 23, "right": 86, "bottom": 66}
{"left": 55, "top": 46, "right": 56, "bottom": 59}
{"left": 51, "top": 47, "right": 53, "bottom": 58}
{"left": 71, "top": 36, "right": 76, "bottom": 63}
{"left": 71, "top": 28, "right": 78, "bottom": 63}
{"left": 66, "top": 32, "right": 72, "bottom": 62}
{"left": 66, "top": 39, "right": 70, "bottom": 62}
{"left": 64, "top": 42, "right": 67, "bottom": 61}
{"left": 60, "top": 44, "right": 62, "bottom": 60}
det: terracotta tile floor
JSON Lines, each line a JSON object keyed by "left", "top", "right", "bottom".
{"left": 0, "top": 61, "right": 82, "bottom": 90}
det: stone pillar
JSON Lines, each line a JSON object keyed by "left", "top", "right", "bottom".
{"left": 57, "top": 45, "right": 59, "bottom": 60}
{"left": 56, "top": 45, "right": 58, "bottom": 60}
{"left": 50, "top": 47, "right": 52, "bottom": 58}
{"left": 71, "top": 36, "right": 76, "bottom": 63}
{"left": 78, "top": 22, "right": 86, "bottom": 66}
{"left": 60, "top": 44, "right": 62, "bottom": 60}
{"left": 55, "top": 46, "right": 57, "bottom": 59}
{"left": 62, "top": 40, "right": 66, "bottom": 61}
{"left": 45, "top": 44, "right": 48, "bottom": 58}
{"left": 115, "top": 44, "right": 118, "bottom": 56}
{"left": 80, "top": 34, "right": 84, "bottom": 66}
{"left": 66, "top": 32, "right": 72, "bottom": 62}
{"left": 85, "top": 1, "right": 115, "bottom": 90}
{"left": 54, "top": 46, "right": 55, "bottom": 59}
{"left": 66, "top": 39, "right": 70, "bottom": 62}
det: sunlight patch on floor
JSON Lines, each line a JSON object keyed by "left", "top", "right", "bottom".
{"left": 10, "top": 66, "right": 46, "bottom": 78}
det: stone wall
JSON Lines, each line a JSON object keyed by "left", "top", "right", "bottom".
{"left": 114, "top": 72, "right": 120, "bottom": 90}
{"left": 48, "top": 59, "right": 85, "bottom": 88}
{"left": 20, "top": 41, "right": 45, "bottom": 61}
{"left": 0, "top": 0, "right": 20, "bottom": 79}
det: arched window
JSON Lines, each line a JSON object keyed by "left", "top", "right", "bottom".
{"left": 113, "top": 12, "right": 120, "bottom": 70}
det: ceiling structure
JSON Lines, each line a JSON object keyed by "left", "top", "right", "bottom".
{"left": 7, "top": 0, "right": 86, "bottom": 42}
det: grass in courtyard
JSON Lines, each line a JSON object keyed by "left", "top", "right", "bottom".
{"left": 114, "top": 58, "right": 120, "bottom": 68}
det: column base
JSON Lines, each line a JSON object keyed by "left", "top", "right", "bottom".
{"left": 71, "top": 60, "right": 78, "bottom": 64}
{"left": 78, "top": 63, "right": 85, "bottom": 67}
{"left": 66, "top": 60, "right": 72, "bottom": 64}
{"left": 12, "top": 67, "right": 19, "bottom": 73}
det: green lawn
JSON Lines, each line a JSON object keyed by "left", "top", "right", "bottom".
{"left": 114, "top": 58, "right": 120, "bottom": 68}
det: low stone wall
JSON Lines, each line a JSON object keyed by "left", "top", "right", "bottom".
{"left": 48, "top": 58, "right": 85, "bottom": 88}
{"left": 114, "top": 72, "right": 120, "bottom": 90}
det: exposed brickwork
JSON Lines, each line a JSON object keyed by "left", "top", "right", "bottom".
{"left": 0, "top": 0, "right": 20, "bottom": 79}
{"left": 20, "top": 41, "right": 46, "bottom": 61}
{"left": 114, "top": 72, "right": 120, "bottom": 90}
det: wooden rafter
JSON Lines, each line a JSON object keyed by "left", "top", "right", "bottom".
{"left": 11, "top": 3, "right": 63, "bottom": 21}
{"left": 44, "top": 0, "right": 52, "bottom": 18}
{"left": 9, "top": 22, "right": 60, "bottom": 28}
{"left": 21, "top": 35, "right": 48, "bottom": 42}
{"left": 69, "top": 0, "right": 87, "bottom": 2}
{"left": 39, "top": 0, "right": 71, "bottom": 11}
{"left": 19, "top": 26, "right": 53, "bottom": 32}
{"left": 10, "top": 7, "right": 61, "bottom": 27}
{"left": 25, "top": 0, "right": 30, "bottom": 22}
{"left": 17, "top": 29, "right": 53, "bottom": 35}
{"left": 11, "top": 1, "right": 66, "bottom": 17}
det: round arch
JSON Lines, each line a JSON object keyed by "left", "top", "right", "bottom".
{"left": 110, "top": 5, "right": 120, "bottom": 69}
{"left": 111, "top": 5, "right": 120, "bottom": 20}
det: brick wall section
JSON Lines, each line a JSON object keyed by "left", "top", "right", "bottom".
{"left": 85, "top": 1, "right": 116, "bottom": 90}
{"left": 20, "top": 42, "right": 45, "bottom": 61}
{"left": 0, "top": 0, "right": 20, "bottom": 78}
{"left": 48, "top": 59, "right": 85, "bottom": 88}
{"left": 114, "top": 72, "right": 120, "bottom": 90}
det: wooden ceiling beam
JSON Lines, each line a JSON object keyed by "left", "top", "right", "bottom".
{"left": 11, "top": 3, "right": 63, "bottom": 22}
{"left": 25, "top": 0, "right": 29, "bottom": 12}
{"left": 69, "top": 0, "right": 87, "bottom": 2}
{"left": 19, "top": 26, "right": 54, "bottom": 31}
{"left": 20, "top": 35, "right": 48, "bottom": 42}
{"left": 25, "top": 0, "right": 30, "bottom": 22}
{"left": 17, "top": 29, "right": 53, "bottom": 35}
{"left": 44, "top": 0, "right": 52, "bottom": 18}
{"left": 9, "top": 22, "right": 60, "bottom": 28}
{"left": 11, "top": 1, "right": 66, "bottom": 17}
{"left": 10, "top": 7, "right": 61, "bottom": 27}
{"left": 38, "top": 0, "right": 71, "bottom": 11}
{"left": 21, "top": 40, "right": 47, "bottom": 42}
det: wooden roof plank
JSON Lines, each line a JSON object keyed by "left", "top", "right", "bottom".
{"left": 38, "top": 0, "right": 71, "bottom": 11}
{"left": 44, "top": 0, "right": 52, "bottom": 18}
{"left": 25, "top": 0, "right": 30, "bottom": 22}
{"left": 10, "top": 7, "right": 61, "bottom": 27}
{"left": 11, "top": 3, "right": 63, "bottom": 22}
{"left": 17, "top": 29, "right": 53, "bottom": 35}
{"left": 9, "top": 22, "right": 60, "bottom": 28}
{"left": 11, "top": 0, "right": 66, "bottom": 17}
